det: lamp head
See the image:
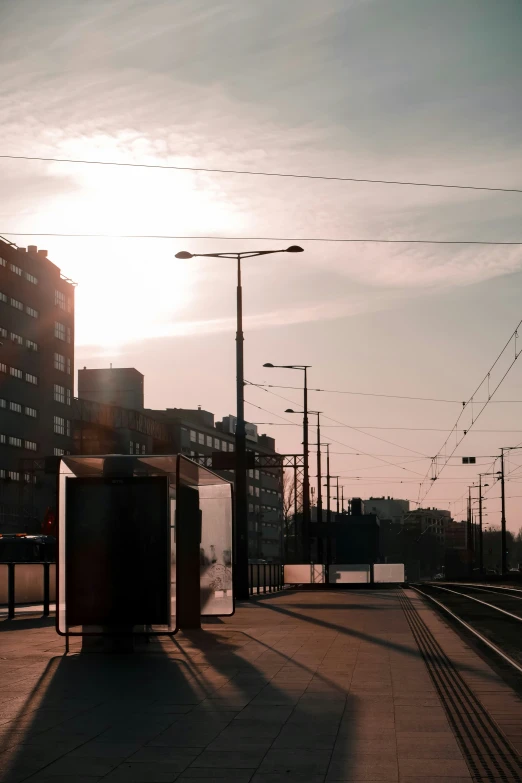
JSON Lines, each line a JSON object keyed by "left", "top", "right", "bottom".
{"left": 263, "top": 363, "right": 274, "bottom": 368}
{"left": 286, "top": 245, "right": 304, "bottom": 253}
{"left": 285, "top": 408, "right": 296, "bottom": 413}
{"left": 175, "top": 251, "right": 193, "bottom": 259}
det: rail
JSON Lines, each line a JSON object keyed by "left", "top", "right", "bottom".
{"left": 0, "top": 562, "right": 55, "bottom": 618}
{"left": 411, "top": 583, "right": 522, "bottom": 675}
{"left": 248, "top": 563, "right": 284, "bottom": 595}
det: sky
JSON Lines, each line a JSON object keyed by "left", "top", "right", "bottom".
{"left": 1, "top": 0, "right": 522, "bottom": 532}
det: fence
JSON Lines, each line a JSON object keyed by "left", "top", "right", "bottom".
{"left": 248, "top": 563, "right": 284, "bottom": 595}
{"left": 0, "top": 562, "right": 55, "bottom": 618}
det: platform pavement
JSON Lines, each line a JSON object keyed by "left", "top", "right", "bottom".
{"left": 1, "top": 589, "right": 522, "bottom": 783}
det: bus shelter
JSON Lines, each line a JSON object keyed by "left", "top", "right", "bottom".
{"left": 57, "top": 454, "right": 233, "bottom": 640}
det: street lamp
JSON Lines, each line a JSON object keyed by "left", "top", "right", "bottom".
{"left": 176, "top": 245, "right": 303, "bottom": 600}
{"left": 264, "top": 363, "right": 311, "bottom": 559}
{"left": 286, "top": 409, "right": 322, "bottom": 524}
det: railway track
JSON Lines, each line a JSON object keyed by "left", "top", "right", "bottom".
{"left": 411, "top": 582, "right": 522, "bottom": 674}
{"left": 399, "top": 588, "right": 522, "bottom": 782}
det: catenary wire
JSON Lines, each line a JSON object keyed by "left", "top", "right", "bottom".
{"left": 1, "top": 230, "right": 521, "bottom": 246}
{"left": 244, "top": 397, "right": 426, "bottom": 476}
{"left": 245, "top": 379, "right": 428, "bottom": 458}
{"left": 249, "top": 382, "right": 522, "bottom": 404}
{"left": 1, "top": 153, "right": 522, "bottom": 194}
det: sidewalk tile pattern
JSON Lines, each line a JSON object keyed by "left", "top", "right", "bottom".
{"left": 1, "top": 588, "right": 521, "bottom": 782}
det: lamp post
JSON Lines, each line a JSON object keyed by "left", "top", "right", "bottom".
{"left": 176, "top": 245, "right": 303, "bottom": 600}
{"left": 264, "top": 363, "right": 311, "bottom": 559}
{"left": 285, "top": 410, "right": 322, "bottom": 523}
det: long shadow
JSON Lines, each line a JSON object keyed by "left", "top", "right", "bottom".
{"left": 0, "top": 616, "right": 56, "bottom": 632}
{"left": 1, "top": 613, "right": 359, "bottom": 782}
{"left": 249, "top": 589, "right": 502, "bottom": 683}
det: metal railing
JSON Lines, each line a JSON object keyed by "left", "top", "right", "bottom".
{"left": 248, "top": 563, "right": 284, "bottom": 595}
{"left": 0, "top": 562, "right": 55, "bottom": 618}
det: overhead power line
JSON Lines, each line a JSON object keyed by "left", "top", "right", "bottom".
{"left": 407, "top": 317, "right": 522, "bottom": 515}
{"left": 244, "top": 397, "right": 425, "bottom": 476}
{"left": 250, "top": 382, "right": 522, "bottom": 404}
{"left": 1, "top": 231, "right": 521, "bottom": 246}
{"left": 245, "top": 380, "right": 428, "bottom": 464}
{"left": 237, "top": 421, "right": 522, "bottom": 433}
{"left": 1, "top": 153, "right": 521, "bottom": 194}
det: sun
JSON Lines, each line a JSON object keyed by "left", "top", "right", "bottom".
{"left": 28, "top": 133, "right": 245, "bottom": 348}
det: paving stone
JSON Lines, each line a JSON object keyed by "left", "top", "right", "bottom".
{"left": 189, "top": 749, "right": 267, "bottom": 768}
{"left": 257, "top": 748, "right": 331, "bottom": 776}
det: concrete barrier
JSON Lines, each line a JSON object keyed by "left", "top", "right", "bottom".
{"left": 329, "top": 564, "right": 370, "bottom": 584}
{"left": 284, "top": 564, "right": 325, "bottom": 584}
{"left": 0, "top": 563, "right": 56, "bottom": 605}
{"left": 374, "top": 563, "right": 405, "bottom": 583}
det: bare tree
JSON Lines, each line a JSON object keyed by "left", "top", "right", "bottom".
{"left": 282, "top": 469, "right": 302, "bottom": 521}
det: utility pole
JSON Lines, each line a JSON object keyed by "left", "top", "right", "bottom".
{"left": 325, "top": 444, "right": 331, "bottom": 567}
{"left": 316, "top": 414, "right": 322, "bottom": 524}
{"left": 478, "top": 475, "right": 484, "bottom": 575}
{"left": 467, "top": 485, "right": 471, "bottom": 550}
{"left": 500, "top": 448, "right": 507, "bottom": 575}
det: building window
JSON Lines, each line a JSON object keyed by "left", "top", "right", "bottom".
{"left": 0, "top": 469, "right": 5, "bottom": 478}
{"left": 54, "top": 352, "right": 65, "bottom": 372}
{"left": 255, "top": 487, "right": 260, "bottom": 497}
{"left": 129, "top": 441, "right": 134, "bottom": 454}
{"left": 25, "top": 440, "right": 37, "bottom": 451}
{"left": 25, "top": 406, "right": 37, "bottom": 418}
{"left": 10, "top": 367, "right": 22, "bottom": 379}
{"left": 9, "top": 402, "right": 22, "bottom": 413}
{"left": 255, "top": 469, "right": 260, "bottom": 480}
{"left": 54, "top": 448, "right": 65, "bottom": 456}
{"left": 0, "top": 291, "right": 7, "bottom": 302}
{"left": 26, "top": 306, "right": 39, "bottom": 318}
{"left": 249, "top": 485, "right": 254, "bottom": 496}
{"left": 0, "top": 257, "right": 5, "bottom": 267}
{"left": 67, "top": 357, "right": 71, "bottom": 375}
{"left": 142, "top": 444, "right": 146, "bottom": 454}
{"left": 67, "top": 296, "right": 73, "bottom": 313}
{"left": 0, "top": 363, "right": 6, "bottom": 374}
{"left": 25, "top": 373, "right": 38, "bottom": 385}
{"left": 189, "top": 430, "right": 196, "bottom": 442}
{"left": 198, "top": 433, "right": 204, "bottom": 445}
{"left": 8, "top": 436, "right": 22, "bottom": 447}
{"left": 10, "top": 332, "right": 23, "bottom": 345}
{"left": 228, "top": 442, "right": 234, "bottom": 452}
{"left": 26, "top": 339, "right": 38, "bottom": 351}
{"left": 0, "top": 327, "right": 6, "bottom": 338}
{"left": 9, "top": 263, "right": 22, "bottom": 276}
{"left": 248, "top": 470, "right": 253, "bottom": 478}
{"left": 25, "top": 272, "right": 38, "bottom": 285}
{"left": 214, "top": 438, "right": 220, "bottom": 449}
{"left": 8, "top": 471, "right": 20, "bottom": 481}
{"left": 55, "top": 290, "right": 66, "bottom": 310}
{"left": 54, "top": 322, "right": 66, "bottom": 341}
{"left": 249, "top": 503, "right": 254, "bottom": 513}
{"left": 0, "top": 434, "right": 5, "bottom": 444}
{"left": 0, "top": 398, "right": 6, "bottom": 408}
{"left": 54, "top": 384, "right": 65, "bottom": 403}
{"left": 67, "top": 326, "right": 71, "bottom": 344}
{"left": 66, "top": 388, "right": 71, "bottom": 406}
{"left": 54, "top": 416, "right": 65, "bottom": 435}
{"left": 10, "top": 297, "right": 23, "bottom": 311}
